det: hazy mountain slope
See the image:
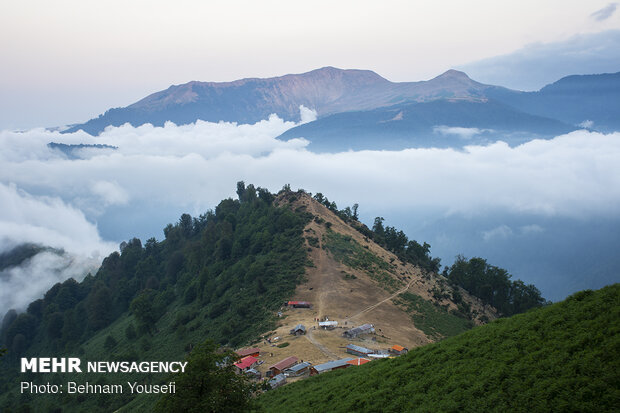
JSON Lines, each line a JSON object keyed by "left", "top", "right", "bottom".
{"left": 0, "top": 185, "right": 496, "bottom": 412}
{"left": 486, "top": 72, "right": 620, "bottom": 131}
{"left": 63, "top": 68, "right": 499, "bottom": 135}
{"left": 277, "top": 99, "right": 576, "bottom": 151}
{"left": 243, "top": 192, "right": 497, "bottom": 379}
{"left": 257, "top": 284, "right": 620, "bottom": 412}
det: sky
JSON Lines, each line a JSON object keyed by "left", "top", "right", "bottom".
{"left": 1, "top": 1, "right": 619, "bottom": 129}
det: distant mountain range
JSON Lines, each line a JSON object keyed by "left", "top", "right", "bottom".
{"left": 63, "top": 67, "right": 620, "bottom": 151}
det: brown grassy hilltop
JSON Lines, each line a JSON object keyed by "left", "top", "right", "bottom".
{"left": 248, "top": 191, "right": 496, "bottom": 377}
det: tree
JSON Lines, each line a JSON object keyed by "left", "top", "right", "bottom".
{"left": 129, "top": 289, "right": 158, "bottom": 333}
{"left": 87, "top": 284, "right": 113, "bottom": 330}
{"left": 104, "top": 334, "right": 117, "bottom": 351}
{"left": 155, "top": 340, "right": 254, "bottom": 412}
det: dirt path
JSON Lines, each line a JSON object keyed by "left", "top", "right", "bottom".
{"left": 305, "top": 329, "right": 339, "bottom": 359}
{"left": 344, "top": 276, "right": 416, "bottom": 322}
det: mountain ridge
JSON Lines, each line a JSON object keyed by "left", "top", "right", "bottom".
{"left": 63, "top": 67, "right": 500, "bottom": 135}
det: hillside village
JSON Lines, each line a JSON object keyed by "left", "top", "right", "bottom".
{"left": 233, "top": 192, "right": 497, "bottom": 390}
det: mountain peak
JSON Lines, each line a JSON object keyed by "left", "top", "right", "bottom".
{"left": 433, "top": 69, "right": 473, "bottom": 81}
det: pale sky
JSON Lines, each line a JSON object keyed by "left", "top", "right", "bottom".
{"left": 1, "top": 0, "right": 619, "bottom": 129}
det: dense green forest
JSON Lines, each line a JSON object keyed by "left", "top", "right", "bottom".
{"left": 257, "top": 284, "right": 620, "bottom": 412}
{"left": 0, "top": 183, "right": 311, "bottom": 412}
{"left": 443, "top": 255, "right": 547, "bottom": 316}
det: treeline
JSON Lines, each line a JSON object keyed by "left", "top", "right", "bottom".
{"left": 0, "top": 183, "right": 311, "bottom": 411}
{"left": 443, "top": 256, "right": 547, "bottom": 316}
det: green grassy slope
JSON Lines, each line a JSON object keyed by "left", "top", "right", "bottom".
{"left": 257, "top": 284, "right": 620, "bottom": 412}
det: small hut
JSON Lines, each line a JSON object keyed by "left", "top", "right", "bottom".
{"left": 290, "top": 324, "right": 306, "bottom": 335}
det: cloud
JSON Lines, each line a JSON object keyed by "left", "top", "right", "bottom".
{"left": 0, "top": 183, "right": 116, "bottom": 313}
{"left": 482, "top": 225, "right": 513, "bottom": 241}
{"left": 458, "top": 30, "right": 620, "bottom": 91}
{"left": 520, "top": 224, "right": 544, "bottom": 235}
{"left": 579, "top": 120, "right": 594, "bottom": 128}
{"left": 299, "top": 105, "right": 318, "bottom": 124}
{"left": 433, "top": 126, "right": 490, "bottom": 139}
{"left": 591, "top": 3, "right": 618, "bottom": 21}
{"left": 0, "top": 251, "right": 103, "bottom": 314}
{"left": 2, "top": 112, "right": 620, "bottom": 310}
{"left": 91, "top": 180, "right": 129, "bottom": 206}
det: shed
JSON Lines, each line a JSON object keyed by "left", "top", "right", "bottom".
{"left": 268, "top": 356, "right": 298, "bottom": 375}
{"left": 235, "top": 347, "right": 261, "bottom": 358}
{"left": 343, "top": 323, "right": 375, "bottom": 338}
{"left": 245, "top": 368, "right": 261, "bottom": 379}
{"left": 290, "top": 324, "right": 306, "bottom": 335}
{"left": 346, "top": 344, "right": 373, "bottom": 357}
{"left": 346, "top": 358, "right": 371, "bottom": 366}
{"left": 284, "top": 361, "right": 312, "bottom": 377}
{"left": 310, "top": 358, "right": 354, "bottom": 375}
{"left": 233, "top": 356, "right": 258, "bottom": 373}
{"left": 268, "top": 373, "right": 287, "bottom": 389}
{"left": 286, "top": 301, "right": 312, "bottom": 308}
{"left": 318, "top": 320, "right": 338, "bottom": 329}
{"left": 389, "top": 344, "right": 408, "bottom": 355}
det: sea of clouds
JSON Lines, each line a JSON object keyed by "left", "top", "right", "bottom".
{"left": 1, "top": 109, "right": 620, "bottom": 312}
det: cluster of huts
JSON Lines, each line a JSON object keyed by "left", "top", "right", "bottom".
{"left": 233, "top": 340, "right": 409, "bottom": 390}
{"left": 235, "top": 303, "right": 409, "bottom": 391}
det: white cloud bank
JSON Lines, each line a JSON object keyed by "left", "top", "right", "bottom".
{"left": 433, "top": 126, "right": 491, "bottom": 139}
{"left": 1, "top": 114, "right": 620, "bottom": 312}
{"left": 0, "top": 183, "right": 116, "bottom": 313}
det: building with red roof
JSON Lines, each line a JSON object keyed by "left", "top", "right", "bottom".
{"left": 346, "top": 358, "right": 371, "bottom": 366}
{"left": 234, "top": 356, "right": 258, "bottom": 373}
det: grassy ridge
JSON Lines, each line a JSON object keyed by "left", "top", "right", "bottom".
{"left": 323, "top": 230, "right": 403, "bottom": 292}
{"left": 257, "top": 284, "right": 620, "bottom": 412}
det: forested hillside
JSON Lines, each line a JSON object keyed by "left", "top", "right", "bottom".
{"left": 257, "top": 284, "right": 620, "bottom": 412}
{"left": 0, "top": 183, "right": 311, "bottom": 412}
{"left": 0, "top": 184, "right": 550, "bottom": 412}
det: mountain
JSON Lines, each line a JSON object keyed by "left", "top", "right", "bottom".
{"left": 63, "top": 67, "right": 501, "bottom": 135}
{"left": 258, "top": 284, "right": 620, "bottom": 412}
{"left": 277, "top": 99, "right": 575, "bottom": 152}
{"left": 0, "top": 184, "right": 503, "bottom": 412}
{"left": 487, "top": 71, "right": 620, "bottom": 131}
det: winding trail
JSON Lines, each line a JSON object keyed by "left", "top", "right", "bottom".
{"left": 344, "top": 275, "right": 416, "bottom": 323}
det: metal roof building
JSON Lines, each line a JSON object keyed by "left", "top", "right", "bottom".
{"left": 318, "top": 320, "right": 338, "bottom": 329}
{"left": 269, "top": 373, "right": 287, "bottom": 389}
{"left": 343, "top": 323, "right": 375, "bottom": 338}
{"left": 310, "top": 358, "right": 354, "bottom": 375}
{"left": 346, "top": 358, "right": 371, "bottom": 366}
{"left": 346, "top": 344, "right": 373, "bottom": 357}
{"left": 390, "top": 344, "right": 408, "bottom": 355}
{"left": 284, "top": 361, "right": 312, "bottom": 377}
{"left": 290, "top": 324, "right": 306, "bottom": 335}
{"left": 235, "top": 347, "right": 261, "bottom": 358}
{"left": 234, "top": 356, "right": 258, "bottom": 372}
{"left": 286, "top": 301, "right": 312, "bottom": 308}
{"left": 269, "top": 356, "right": 298, "bottom": 375}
